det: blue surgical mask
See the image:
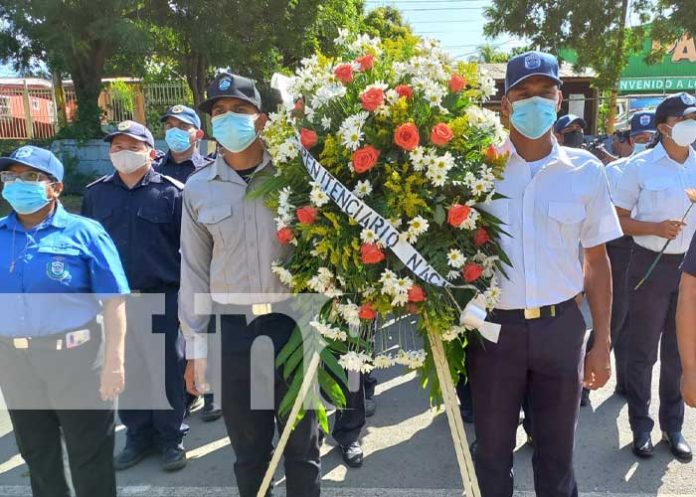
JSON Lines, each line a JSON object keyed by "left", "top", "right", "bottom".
{"left": 633, "top": 142, "right": 648, "bottom": 155}
{"left": 165, "top": 127, "right": 194, "bottom": 153}
{"left": 510, "top": 96, "right": 558, "bottom": 140}
{"left": 211, "top": 111, "right": 259, "bottom": 153}
{"left": 2, "top": 180, "right": 51, "bottom": 215}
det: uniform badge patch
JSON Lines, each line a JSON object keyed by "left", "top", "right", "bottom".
{"left": 172, "top": 105, "right": 184, "bottom": 113}
{"left": 218, "top": 78, "right": 231, "bottom": 91}
{"left": 117, "top": 121, "right": 131, "bottom": 131}
{"left": 14, "top": 146, "right": 33, "bottom": 159}
{"left": 524, "top": 53, "right": 541, "bottom": 70}
{"left": 640, "top": 114, "right": 651, "bottom": 126}
{"left": 681, "top": 93, "right": 695, "bottom": 105}
{"left": 46, "top": 257, "right": 70, "bottom": 282}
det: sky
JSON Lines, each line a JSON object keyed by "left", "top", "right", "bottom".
{"left": 364, "top": 0, "right": 526, "bottom": 60}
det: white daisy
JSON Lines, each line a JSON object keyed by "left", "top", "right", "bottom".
{"left": 447, "top": 248, "right": 466, "bottom": 269}
{"left": 360, "top": 228, "right": 379, "bottom": 244}
{"left": 321, "top": 116, "right": 332, "bottom": 131}
{"left": 353, "top": 179, "right": 373, "bottom": 198}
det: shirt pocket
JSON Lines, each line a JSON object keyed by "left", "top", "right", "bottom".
{"left": 641, "top": 177, "right": 679, "bottom": 217}
{"left": 137, "top": 205, "right": 173, "bottom": 224}
{"left": 36, "top": 246, "right": 84, "bottom": 288}
{"left": 547, "top": 201, "right": 587, "bottom": 249}
{"left": 197, "top": 205, "right": 235, "bottom": 246}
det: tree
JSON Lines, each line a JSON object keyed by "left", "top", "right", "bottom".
{"left": 650, "top": 1, "right": 696, "bottom": 54}
{"left": 469, "top": 44, "right": 513, "bottom": 63}
{"left": 483, "top": 0, "right": 652, "bottom": 132}
{"left": 0, "top": 0, "right": 151, "bottom": 137}
{"left": 362, "top": 6, "right": 413, "bottom": 42}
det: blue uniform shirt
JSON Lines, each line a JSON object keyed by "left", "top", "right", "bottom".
{"left": 0, "top": 203, "right": 130, "bottom": 337}
{"left": 154, "top": 149, "right": 210, "bottom": 184}
{"left": 82, "top": 167, "right": 184, "bottom": 291}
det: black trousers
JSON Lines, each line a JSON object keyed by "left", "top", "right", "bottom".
{"left": 469, "top": 301, "right": 586, "bottom": 497}
{"left": 218, "top": 311, "right": 321, "bottom": 497}
{"left": 332, "top": 371, "right": 367, "bottom": 446}
{"left": 0, "top": 330, "right": 116, "bottom": 497}
{"left": 607, "top": 236, "right": 633, "bottom": 390}
{"left": 623, "top": 245, "right": 684, "bottom": 433}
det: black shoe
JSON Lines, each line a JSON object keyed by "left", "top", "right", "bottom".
{"left": 340, "top": 441, "right": 364, "bottom": 468}
{"left": 162, "top": 446, "right": 187, "bottom": 471}
{"left": 580, "top": 388, "right": 590, "bottom": 407}
{"left": 185, "top": 395, "right": 204, "bottom": 417}
{"left": 114, "top": 446, "right": 154, "bottom": 470}
{"left": 365, "top": 398, "right": 377, "bottom": 418}
{"left": 200, "top": 401, "right": 223, "bottom": 422}
{"left": 460, "top": 408, "right": 474, "bottom": 424}
{"left": 632, "top": 432, "right": 654, "bottom": 458}
{"left": 662, "top": 431, "right": 693, "bottom": 462}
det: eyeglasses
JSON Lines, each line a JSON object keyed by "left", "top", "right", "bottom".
{"left": 0, "top": 171, "right": 52, "bottom": 183}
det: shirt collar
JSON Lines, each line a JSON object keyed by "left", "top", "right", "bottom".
{"left": 650, "top": 141, "right": 696, "bottom": 166}
{"left": 112, "top": 166, "right": 162, "bottom": 189}
{"left": 0, "top": 202, "right": 67, "bottom": 232}
{"left": 208, "top": 150, "right": 272, "bottom": 184}
{"left": 165, "top": 149, "right": 206, "bottom": 168}
{"left": 501, "top": 135, "right": 571, "bottom": 169}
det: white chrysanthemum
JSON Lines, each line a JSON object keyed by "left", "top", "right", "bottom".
{"left": 478, "top": 69, "right": 497, "bottom": 100}
{"left": 379, "top": 268, "right": 398, "bottom": 289}
{"left": 271, "top": 262, "right": 294, "bottom": 287}
{"left": 424, "top": 85, "right": 446, "bottom": 108}
{"left": 394, "top": 349, "right": 427, "bottom": 369}
{"left": 409, "top": 146, "right": 427, "bottom": 171}
{"left": 338, "top": 351, "right": 374, "bottom": 373}
{"left": 340, "top": 124, "right": 364, "bottom": 151}
{"left": 389, "top": 218, "right": 403, "bottom": 229}
{"left": 311, "top": 84, "right": 347, "bottom": 110}
{"left": 459, "top": 208, "right": 480, "bottom": 230}
{"left": 373, "top": 354, "right": 395, "bottom": 369}
{"left": 391, "top": 292, "right": 409, "bottom": 307}
{"left": 337, "top": 301, "right": 361, "bottom": 328}
{"left": 426, "top": 168, "right": 448, "bottom": 187}
{"left": 395, "top": 277, "right": 414, "bottom": 294}
{"left": 310, "top": 319, "right": 347, "bottom": 341}
{"left": 321, "top": 116, "right": 332, "bottom": 131}
{"left": 442, "top": 326, "right": 467, "bottom": 342}
{"left": 483, "top": 280, "right": 502, "bottom": 309}
{"left": 431, "top": 152, "right": 455, "bottom": 173}
{"left": 309, "top": 182, "right": 330, "bottom": 207}
{"left": 360, "top": 228, "right": 379, "bottom": 244}
{"left": 274, "top": 138, "right": 299, "bottom": 163}
{"left": 447, "top": 270, "right": 461, "bottom": 281}
{"left": 447, "top": 248, "right": 466, "bottom": 269}
{"left": 406, "top": 216, "right": 429, "bottom": 243}
{"left": 353, "top": 179, "right": 373, "bottom": 198}
{"left": 385, "top": 89, "right": 400, "bottom": 105}
{"left": 307, "top": 267, "right": 343, "bottom": 297}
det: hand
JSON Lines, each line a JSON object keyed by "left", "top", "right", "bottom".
{"left": 656, "top": 220, "right": 686, "bottom": 240}
{"left": 584, "top": 344, "right": 611, "bottom": 390}
{"left": 100, "top": 362, "right": 125, "bottom": 401}
{"left": 682, "top": 371, "right": 696, "bottom": 408}
{"left": 185, "top": 358, "right": 209, "bottom": 396}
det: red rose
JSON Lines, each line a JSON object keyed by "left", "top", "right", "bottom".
{"left": 352, "top": 145, "right": 380, "bottom": 174}
{"left": 356, "top": 54, "right": 375, "bottom": 71}
{"left": 449, "top": 74, "right": 467, "bottom": 93}
{"left": 296, "top": 206, "right": 318, "bottom": 225}
{"left": 430, "top": 123, "right": 454, "bottom": 147}
{"left": 462, "top": 263, "right": 484, "bottom": 283}
{"left": 485, "top": 144, "right": 498, "bottom": 163}
{"left": 277, "top": 227, "right": 294, "bottom": 245}
{"left": 361, "top": 87, "right": 385, "bottom": 112}
{"left": 294, "top": 99, "right": 305, "bottom": 112}
{"left": 334, "top": 63, "right": 354, "bottom": 84}
{"left": 474, "top": 228, "right": 491, "bottom": 247}
{"left": 360, "top": 243, "right": 385, "bottom": 265}
{"left": 359, "top": 303, "right": 377, "bottom": 320}
{"left": 395, "top": 85, "right": 413, "bottom": 100}
{"left": 300, "top": 128, "right": 318, "bottom": 149}
{"left": 448, "top": 204, "right": 471, "bottom": 228}
{"left": 394, "top": 122, "right": 420, "bottom": 151}
{"left": 407, "top": 284, "right": 427, "bottom": 303}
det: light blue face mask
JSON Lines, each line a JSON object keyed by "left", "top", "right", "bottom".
{"left": 211, "top": 111, "right": 259, "bottom": 153}
{"left": 2, "top": 180, "right": 51, "bottom": 215}
{"left": 165, "top": 127, "right": 194, "bottom": 153}
{"left": 632, "top": 142, "right": 649, "bottom": 155}
{"left": 510, "top": 96, "right": 558, "bottom": 140}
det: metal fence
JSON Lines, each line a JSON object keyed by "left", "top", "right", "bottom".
{"left": 0, "top": 79, "right": 192, "bottom": 140}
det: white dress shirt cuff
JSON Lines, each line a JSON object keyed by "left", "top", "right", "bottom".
{"left": 184, "top": 333, "right": 208, "bottom": 360}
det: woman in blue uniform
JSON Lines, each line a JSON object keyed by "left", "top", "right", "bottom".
{"left": 0, "top": 145, "right": 130, "bottom": 497}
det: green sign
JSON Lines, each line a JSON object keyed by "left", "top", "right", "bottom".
{"left": 619, "top": 77, "right": 696, "bottom": 93}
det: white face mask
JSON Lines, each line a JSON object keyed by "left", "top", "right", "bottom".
{"left": 110, "top": 149, "right": 150, "bottom": 174}
{"left": 668, "top": 119, "right": 696, "bottom": 147}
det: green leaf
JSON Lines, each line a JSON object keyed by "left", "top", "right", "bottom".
{"left": 278, "top": 366, "right": 303, "bottom": 419}
{"left": 283, "top": 346, "right": 305, "bottom": 381}
{"left": 318, "top": 368, "right": 347, "bottom": 408}
{"left": 276, "top": 326, "right": 303, "bottom": 368}
{"left": 433, "top": 204, "right": 446, "bottom": 226}
{"left": 320, "top": 348, "right": 349, "bottom": 386}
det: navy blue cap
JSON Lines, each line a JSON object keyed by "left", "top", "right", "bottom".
{"left": 505, "top": 51, "right": 563, "bottom": 94}
{"left": 629, "top": 111, "right": 656, "bottom": 136}
{"left": 160, "top": 104, "right": 201, "bottom": 128}
{"left": 104, "top": 120, "right": 155, "bottom": 148}
{"left": 655, "top": 93, "right": 696, "bottom": 124}
{"left": 199, "top": 72, "right": 262, "bottom": 114}
{"left": 0, "top": 145, "right": 64, "bottom": 182}
{"left": 554, "top": 114, "right": 587, "bottom": 133}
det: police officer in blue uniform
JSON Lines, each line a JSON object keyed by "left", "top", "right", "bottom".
{"left": 0, "top": 145, "right": 129, "bottom": 497}
{"left": 156, "top": 104, "right": 211, "bottom": 184}
{"left": 82, "top": 121, "right": 189, "bottom": 471}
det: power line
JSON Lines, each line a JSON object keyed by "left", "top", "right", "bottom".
{"left": 398, "top": 6, "right": 486, "bottom": 10}
{"left": 366, "top": 0, "right": 488, "bottom": 3}
{"left": 408, "top": 19, "right": 484, "bottom": 23}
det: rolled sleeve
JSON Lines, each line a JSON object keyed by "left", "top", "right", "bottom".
{"left": 179, "top": 189, "right": 214, "bottom": 359}
{"left": 613, "top": 160, "right": 641, "bottom": 211}
{"left": 682, "top": 235, "right": 696, "bottom": 276}
{"left": 580, "top": 166, "right": 624, "bottom": 248}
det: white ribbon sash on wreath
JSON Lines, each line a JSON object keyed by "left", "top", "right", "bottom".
{"left": 296, "top": 141, "right": 502, "bottom": 343}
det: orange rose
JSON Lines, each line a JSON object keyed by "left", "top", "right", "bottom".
{"left": 356, "top": 54, "right": 375, "bottom": 71}
{"left": 361, "top": 87, "right": 385, "bottom": 112}
{"left": 300, "top": 128, "right": 318, "bottom": 149}
{"left": 474, "top": 227, "right": 491, "bottom": 247}
{"left": 293, "top": 99, "right": 305, "bottom": 112}
{"left": 395, "top": 85, "right": 413, "bottom": 100}
{"left": 334, "top": 63, "right": 354, "bottom": 84}
{"left": 485, "top": 144, "right": 498, "bottom": 163}
{"left": 277, "top": 227, "right": 294, "bottom": 245}
{"left": 407, "top": 284, "right": 427, "bottom": 303}
{"left": 352, "top": 145, "right": 380, "bottom": 174}
{"left": 394, "top": 122, "right": 420, "bottom": 151}
{"left": 359, "top": 303, "right": 377, "bottom": 320}
{"left": 462, "top": 263, "right": 484, "bottom": 283}
{"left": 449, "top": 74, "right": 467, "bottom": 93}
{"left": 296, "top": 206, "right": 318, "bottom": 225}
{"left": 430, "top": 123, "right": 454, "bottom": 147}
{"left": 360, "top": 243, "right": 385, "bottom": 265}
{"left": 448, "top": 204, "right": 471, "bottom": 228}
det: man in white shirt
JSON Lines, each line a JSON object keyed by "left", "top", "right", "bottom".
{"left": 470, "top": 51, "right": 622, "bottom": 497}
{"left": 614, "top": 93, "right": 696, "bottom": 461}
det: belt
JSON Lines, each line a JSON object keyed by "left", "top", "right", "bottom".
{"left": 492, "top": 297, "right": 578, "bottom": 322}
{"left": 1, "top": 322, "right": 97, "bottom": 351}
{"left": 632, "top": 243, "right": 684, "bottom": 263}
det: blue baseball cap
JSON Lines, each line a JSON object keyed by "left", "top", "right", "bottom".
{"left": 104, "top": 120, "right": 155, "bottom": 148}
{"left": 554, "top": 114, "right": 587, "bottom": 133}
{"left": 0, "top": 145, "right": 64, "bottom": 182}
{"left": 199, "top": 72, "right": 262, "bottom": 114}
{"left": 160, "top": 104, "right": 201, "bottom": 128}
{"left": 655, "top": 93, "right": 696, "bottom": 124}
{"left": 629, "top": 111, "right": 656, "bottom": 136}
{"left": 505, "top": 51, "right": 563, "bottom": 94}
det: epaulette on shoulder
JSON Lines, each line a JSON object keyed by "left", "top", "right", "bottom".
{"left": 188, "top": 161, "right": 213, "bottom": 179}
{"left": 161, "top": 174, "right": 185, "bottom": 190}
{"left": 85, "top": 175, "right": 111, "bottom": 188}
